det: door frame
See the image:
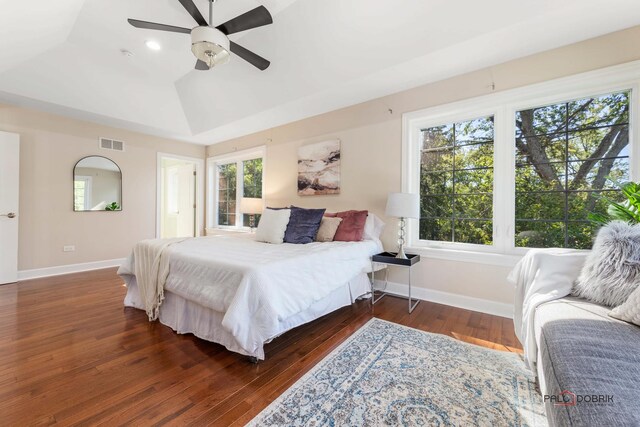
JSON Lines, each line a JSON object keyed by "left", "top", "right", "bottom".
{"left": 156, "top": 153, "right": 205, "bottom": 238}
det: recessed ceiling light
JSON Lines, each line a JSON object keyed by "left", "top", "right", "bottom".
{"left": 145, "top": 40, "right": 161, "bottom": 51}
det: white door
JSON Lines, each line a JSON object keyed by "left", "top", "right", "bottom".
{"left": 159, "top": 158, "right": 196, "bottom": 238}
{"left": 0, "top": 131, "right": 20, "bottom": 284}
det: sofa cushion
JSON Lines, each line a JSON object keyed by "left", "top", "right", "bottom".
{"left": 535, "top": 297, "right": 640, "bottom": 427}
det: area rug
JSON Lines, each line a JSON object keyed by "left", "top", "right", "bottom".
{"left": 248, "top": 318, "right": 547, "bottom": 426}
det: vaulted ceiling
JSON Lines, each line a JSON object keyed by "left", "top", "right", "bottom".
{"left": 1, "top": 0, "right": 639, "bottom": 145}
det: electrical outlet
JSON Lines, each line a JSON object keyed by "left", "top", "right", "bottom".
{"left": 63, "top": 245, "right": 75, "bottom": 252}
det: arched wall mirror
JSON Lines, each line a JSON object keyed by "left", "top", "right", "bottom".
{"left": 73, "top": 156, "right": 122, "bottom": 211}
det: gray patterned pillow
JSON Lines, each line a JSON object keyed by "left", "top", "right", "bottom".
{"left": 573, "top": 221, "right": 640, "bottom": 307}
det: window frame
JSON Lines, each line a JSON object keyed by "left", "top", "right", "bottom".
{"left": 207, "top": 146, "right": 266, "bottom": 230}
{"left": 403, "top": 61, "right": 640, "bottom": 266}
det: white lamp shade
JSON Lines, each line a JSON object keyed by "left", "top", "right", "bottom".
{"left": 385, "top": 192, "right": 420, "bottom": 219}
{"left": 240, "top": 197, "right": 263, "bottom": 215}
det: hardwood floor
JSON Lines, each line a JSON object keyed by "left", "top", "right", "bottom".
{"left": 0, "top": 268, "right": 521, "bottom": 426}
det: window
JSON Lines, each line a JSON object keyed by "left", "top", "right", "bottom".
{"left": 242, "top": 158, "right": 263, "bottom": 226}
{"left": 420, "top": 116, "right": 494, "bottom": 245}
{"left": 74, "top": 176, "right": 91, "bottom": 211}
{"left": 208, "top": 146, "right": 265, "bottom": 229}
{"left": 404, "top": 64, "right": 638, "bottom": 263}
{"left": 217, "top": 163, "right": 237, "bottom": 226}
{"left": 515, "top": 92, "right": 629, "bottom": 249}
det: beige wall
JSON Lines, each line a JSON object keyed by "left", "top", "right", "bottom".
{"left": 207, "top": 26, "right": 640, "bottom": 310}
{"left": 0, "top": 105, "right": 205, "bottom": 271}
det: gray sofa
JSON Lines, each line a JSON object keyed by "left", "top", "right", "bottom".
{"left": 535, "top": 296, "right": 640, "bottom": 426}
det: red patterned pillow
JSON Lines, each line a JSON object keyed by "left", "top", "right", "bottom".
{"left": 325, "top": 210, "right": 368, "bottom": 241}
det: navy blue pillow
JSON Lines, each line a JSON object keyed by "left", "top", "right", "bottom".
{"left": 284, "top": 206, "right": 326, "bottom": 244}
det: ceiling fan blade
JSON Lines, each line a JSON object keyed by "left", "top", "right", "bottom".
{"left": 230, "top": 42, "right": 270, "bottom": 71}
{"left": 195, "top": 60, "right": 210, "bottom": 70}
{"left": 178, "top": 0, "right": 208, "bottom": 26}
{"left": 217, "top": 6, "right": 273, "bottom": 35}
{"left": 128, "top": 19, "right": 191, "bottom": 34}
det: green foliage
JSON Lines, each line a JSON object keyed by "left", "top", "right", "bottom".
{"left": 105, "top": 202, "right": 120, "bottom": 211}
{"left": 588, "top": 181, "right": 640, "bottom": 226}
{"left": 217, "top": 158, "right": 263, "bottom": 227}
{"left": 420, "top": 91, "right": 630, "bottom": 249}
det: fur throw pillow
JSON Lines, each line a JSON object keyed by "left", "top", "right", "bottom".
{"left": 573, "top": 221, "right": 640, "bottom": 307}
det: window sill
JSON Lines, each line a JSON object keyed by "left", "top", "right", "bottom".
{"left": 405, "top": 246, "right": 522, "bottom": 267}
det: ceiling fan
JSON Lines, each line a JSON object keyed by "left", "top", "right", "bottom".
{"left": 128, "top": 0, "right": 272, "bottom": 71}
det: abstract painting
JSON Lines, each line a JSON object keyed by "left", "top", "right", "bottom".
{"left": 298, "top": 140, "right": 341, "bottom": 196}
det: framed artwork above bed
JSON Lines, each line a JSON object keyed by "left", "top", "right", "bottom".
{"left": 298, "top": 139, "right": 341, "bottom": 196}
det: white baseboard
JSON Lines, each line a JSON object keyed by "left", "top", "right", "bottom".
{"left": 375, "top": 280, "right": 514, "bottom": 319}
{"left": 18, "top": 258, "right": 126, "bottom": 281}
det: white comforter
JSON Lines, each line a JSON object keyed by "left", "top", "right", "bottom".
{"left": 508, "top": 248, "right": 588, "bottom": 370}
{"left": 119, "top": 234, "right": 381, "bottom": 355}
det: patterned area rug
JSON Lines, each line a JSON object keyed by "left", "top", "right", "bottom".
{"left": 249, "top": 318, "right": 547, "bottom": 426}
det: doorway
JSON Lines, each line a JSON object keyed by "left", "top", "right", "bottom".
{"left": 157, "top": 154, "right": 204, "bottom": 239}
{"left": 0, "top": 131, "right": 20, "bottom": 284}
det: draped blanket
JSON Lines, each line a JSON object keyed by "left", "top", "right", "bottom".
{"left": 508, "top": 248, "right": 588, "bottom": 370}
{"left": 132, "top": 238, "right": 188, "bottom": 320}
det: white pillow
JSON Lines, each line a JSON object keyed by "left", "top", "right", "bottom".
{"left": 255, "top": 208, "right": 291, "bottom": 244}
{"left": 363, "top": 213, "right": 385, "bottom": 240}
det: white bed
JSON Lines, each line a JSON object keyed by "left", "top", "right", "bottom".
{"left": 118, "top": 234, "right": 381, "bottom": 359}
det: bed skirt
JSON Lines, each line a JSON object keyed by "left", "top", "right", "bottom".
{"left": 123, "top": 273, "right": 371, "bottom": 359}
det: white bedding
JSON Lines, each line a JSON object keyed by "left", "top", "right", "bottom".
{"left": 118, "top": 234, "right": 381, "bottom": 357}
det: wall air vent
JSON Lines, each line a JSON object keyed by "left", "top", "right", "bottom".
{"left": 99, "top": 137, "right": 125, "bottom": 152}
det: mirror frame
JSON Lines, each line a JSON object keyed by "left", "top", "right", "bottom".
{"left": 73, "top": 155, "right": 123, "bottom": 212}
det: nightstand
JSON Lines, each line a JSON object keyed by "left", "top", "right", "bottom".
{"left": 370, "top": 251, "right": 421, "bottom": 313}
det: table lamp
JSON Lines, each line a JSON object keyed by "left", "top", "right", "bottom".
{"left": 385, "top": 192, "right": 420, "bottom": 259}
{"left": 240, "top": 197, "right": 263, "bottom": 232}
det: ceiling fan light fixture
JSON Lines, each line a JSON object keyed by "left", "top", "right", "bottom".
{"left": 191, "top": 26, "right": 230, "bottom": 69}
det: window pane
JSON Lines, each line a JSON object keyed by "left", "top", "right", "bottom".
{"left": 454, "top": 220, "right": 492, "bottom": 245}
{"left": 420, "top": 124, "right": 454, "bottom": 150}
{"left": 515, "top": 91, "right": 630, "bottom": 249}
{"left": 421, "top": 170, "right": 453, "bottom": 195}
{"left": 242, "top": 158, "right": 263, "bottom": 227}
{"left": 454, "top": 168, "right": 493, "bottom": 194}
{"left": 516, "top": 134, "right": 566, "bottom": 165}
{"left": 217, "top": 163, "right": 236, "bottom": 226}
{"left": 515, "top": 221, "right": 565, "bottom": 248}
{"left": 420, "top": 148, "right": 454, "bottom": 172}
{"left": 419, "top": 116, "right": 494, "bottom": 245}
{"left": 515, "top": 163, "right": 565, "bottom": 192}
{"left": 568, "top": 126, "right": 628, "bottom": 161}
{"left": 455, "top": 143, "right": 493, "bottom": 169}
{"left": 422, "top": 195, "right": 453, "bottom": 218}
{"left": 566, "top": 222, "right": 598, "bottom": 249}
{"left": 243, "top": 158, "right": 263, "bottom": 198}
{"left": 567, "top": 157, "right": 629, "bottom": 190}
{"left": 454, "top": 195, "right": 492, "bottom": 219}
{"left": 516, "top": 192, "right": 565, "bottom": 221}
{"left": 455, "top": 117, "right": 494, "bottom": 144}
{"left": 419, "top": 218, "right": 452, "bottom": 241}
{"left": 568, "top": 92, "right": 629, "bottom": 130}
{"left": 516, "top": 104, "right": 567, "bottom": 137}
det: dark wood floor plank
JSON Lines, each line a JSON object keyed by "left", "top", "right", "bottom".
{"left": 0, "top": 268, "right": 521, "bottom": 425}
